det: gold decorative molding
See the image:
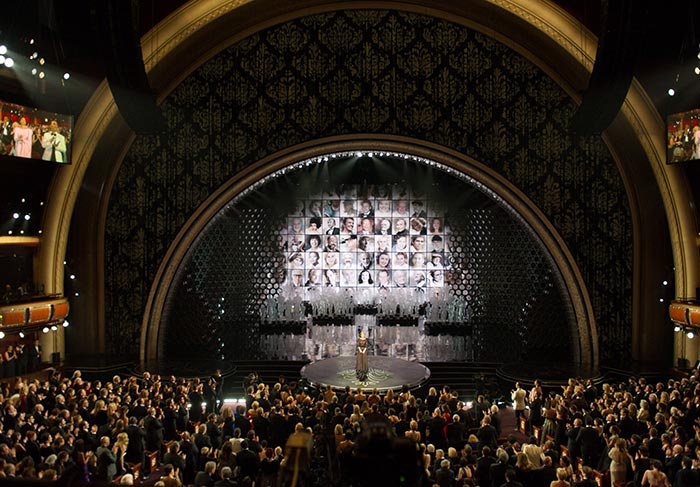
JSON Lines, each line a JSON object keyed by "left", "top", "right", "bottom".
{"left": 0, "top": 237, "right": 40, "bottom": 247}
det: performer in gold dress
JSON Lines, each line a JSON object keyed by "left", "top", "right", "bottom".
{"left": 356, "top": 330, "right": 369, "bottom": 381}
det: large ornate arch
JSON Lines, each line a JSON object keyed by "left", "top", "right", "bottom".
{"left": 141, "top": 135, "right": 597, "bottom": 364}
{"left": 37, "top": 0, "right": 695, "bottom": 363}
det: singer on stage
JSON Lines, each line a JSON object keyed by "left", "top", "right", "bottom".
{"left": 356, "top": 330, "right": 369, "bottom": 380}
{"left": 41, "top": 120, "right": 67, "bottom": 162}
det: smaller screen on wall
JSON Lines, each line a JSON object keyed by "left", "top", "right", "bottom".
{"left": 279, "top": 184, "right": 450, "bottom": 290}
{"left": 667, "top": 108, "right": 700, "bottom": 164}
{"left": 0, "top": 100, "right": 73, "bottom": 164}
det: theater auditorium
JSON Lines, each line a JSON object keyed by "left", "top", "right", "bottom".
{"left": 0, "top": 1, "right": 699, "bottom": 486}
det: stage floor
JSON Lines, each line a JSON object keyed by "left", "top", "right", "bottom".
{"left": 300, "top": 356, "right": 431, "bottom": 391}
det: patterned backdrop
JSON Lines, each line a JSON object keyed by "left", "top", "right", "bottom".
{"left": 104, "top": 10, "right": 632, "bottom": 364}
{"left": 162, "top": 159, "right": 575, "bottom": 363}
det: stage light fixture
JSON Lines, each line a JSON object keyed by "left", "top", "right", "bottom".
{"left": 31, "top": 68, "right": 37, "bottom": 76}
{"left": 663, "top": 280, "right": 668, "bottom": 286}
{"left": 38, "top": 71, "right": 45, "bottom": 79}
{"left": 63, "top": 72, "right": 70, "bottom": 80}
{"left": 659, "top": 298, "right": 664, "bottom": 303}
{"left": 38, "top": 57, "right": 44, "bottom": 65}
{"left": 50, "top": 325, "right": 57, "bottom": 331}
{"left": 24, "top": 214, "right": 30, "bottom": 221}
{"left": 674, "top": 325, "right": 681, "bottom": 332}
{"left": 42, "top": 327, "right": 48, "bottom": 333}
{"left": 689, "top": 331, "right": 695, "bottom": 339}
{"left": 62, "top": 321, "right": 69, "bottom": 328}
{"left": 4, "top": 58, "right": 14, "bottom": 68}
{"left": 0, "top": 45, "right": 7, "bottom": 55}
{"left": 69, "top": 274, "right": 75, "bottom": 280}
{"left": 7, "top": 231, "right": 11, "bottom": 235}
{"left": 18, "top": 332, "right": 24, "bottom": 338}
{"left": 12, "top": 213, "right": 19, "bottom": 219}
{"left": 695, "top": 67, "right": 700, "bottom": 75}
{"left": 668, "top": 88, "right": 676, "bottom": 96}
{"left": 0, "top": 332, "right": 5, "bottom": 339}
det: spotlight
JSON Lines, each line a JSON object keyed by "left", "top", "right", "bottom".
{"left": 7, "top": 231, "right": 11, "bottom": 235}
{"left": 12, "top": 213, "right": 19, "bottom": 219}
{"left": 31, "top": 68, "right": 37, "bottom": 76}
{"left": 24, "top": 214, "right": 30, "bottom": 221}
{"left": 42, "top": 327, "right": 48, "bottom": 333}
{"left": 668, "top": 88, "right": 676, "bottom": 96}
{"left": 4, "top": 58, "right": 15, "bottom": 68}
{"left": 38, "top": 57, "right": 44, "bottom": 65}
{"left": 663, "top": 280, "right": 668, "bottom": 286}
{"left": 38, "top": 71, "right": 45, "bottom": 79}
{"left": 0, "top": 332, "right": 5, "bottom": 339}
{"left": 0, "top": 45, "right": 7, "bottom": 55}
{"left": 62, "top": 320, "right": 69, "bottom": 328}
{"left": 695, "top": 67, "right": 700, "bottom": 75}
{"left": 74, "top": 292, "right": 79, "bottom": 297}
{"left": 18, "top": 332, "right": 24, "bottom": 338}
{"left": 674, "top": 325, "right": 681, "bottom": 332}
{"left": 50, "top": 325, "right": 57, "bottom": 331}
{"left": 69, "top": 274, "right": 75, "bottom": 280}
{"left": 0, "top": 56, "right": 6, "bottom": 66}
{"left": 689, "top": 331, "right": 695, "bottom": 339}
{"left": 63, "top": 72, "right": 70, "bottom": 80}
{"left": 659, "top": 298, "right": 664, "bottom": 303}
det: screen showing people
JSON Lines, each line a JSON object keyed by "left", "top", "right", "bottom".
{"left": 280, "top": 184, "right": 450, "bottom": 289}
{"left": 667, "top": 108, "right": 700, "bottom": 163}
{"left": 0, "top": 101, "right": 72, "bottom": 163}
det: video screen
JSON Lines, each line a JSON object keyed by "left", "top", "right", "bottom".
{"left": 667, "top": 108, "right": 700, "bottom": 163}
{"left": 0, "top": 101, "right": 72, "bottom": 163}
{"left": 278, "top": 184, "right": 450, "bottom": 290}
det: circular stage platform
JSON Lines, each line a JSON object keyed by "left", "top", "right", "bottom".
{"left": 300, "top": 356, "right": 431, "bottom": 392}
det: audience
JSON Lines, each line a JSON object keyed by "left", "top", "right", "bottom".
{"left": 0, "top": 365, "right": 694, "bottom": 487}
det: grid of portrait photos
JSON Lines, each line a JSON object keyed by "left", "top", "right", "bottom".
{"left": 278, "top": 184, "right": 451, "bottom": 289}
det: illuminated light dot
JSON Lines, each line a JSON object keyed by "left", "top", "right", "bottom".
{"left": 42, "top": 327, "right": 49, "bottom": 333}
{"left": 5, "top": 58, "right": 15, "bottom": 68}
{"left": 38, "top": 71, "right": 45, "bottom": 79}
{"left": 12, "top": 213, "right": 19, "bottom": 219}
{"left": 31, "top": 68, "right": 37, "bottom": 76}
{"left": 0, "top": 45, "right": 7, "bottom": 55}
{"left": 668, "top": 88, "right": 675, "bottom": 96}
{"left": 63, "top": 72, "right": 70, "bottom": 80}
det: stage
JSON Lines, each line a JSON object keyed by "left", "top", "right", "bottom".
{"left": 300, "top": 356, "right": 431, "bottom": 391}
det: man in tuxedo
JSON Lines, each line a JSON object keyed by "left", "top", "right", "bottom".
{"left": 41, "top": 120, "right": 68, "bottom": 162}
{"left": 29, "top": 339, "right": 42, "bottom": 372}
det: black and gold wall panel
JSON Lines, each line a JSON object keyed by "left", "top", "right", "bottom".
{"left": 104, "top": 10, "right": 632, "bottom": 364}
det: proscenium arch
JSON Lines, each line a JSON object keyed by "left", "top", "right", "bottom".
{"left": 36, "top": 0, "right": 694, "bottom": 362}
{"left": 141, "top": 135, "right": 598, "bottom": 366}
